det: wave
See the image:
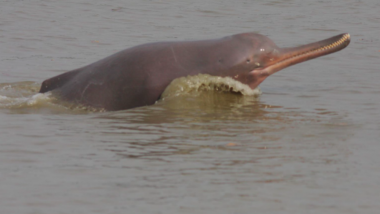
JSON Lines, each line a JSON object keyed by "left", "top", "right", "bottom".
{"left": 161, "top": 74, "right": 261, "bottom": 100}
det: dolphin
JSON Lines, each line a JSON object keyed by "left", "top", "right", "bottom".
{"left": 39, "top": 32, "right": 350, "bottom": 111}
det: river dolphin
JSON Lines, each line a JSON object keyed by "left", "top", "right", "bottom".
{"left": 39, "top": 32, "right": 350, "bottom": 111}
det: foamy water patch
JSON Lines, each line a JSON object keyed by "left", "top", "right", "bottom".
{"left": 161, "top": 74, "right": 261, "bottom": 99}
{"left": 0, "top": 92, "right": 53, "bottom": 108}
{"left": 0, "top": 81, "right": 57, "bottom": 109}
{"left": 0, "top": 82, "right": 103, "bottom": 113}
{"left": 26, "top": 93, "right": 52, "bottom": 106}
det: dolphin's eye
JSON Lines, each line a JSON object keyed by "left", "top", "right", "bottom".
{"left": 246, "top": 59, "right": 251, "bottom": 63}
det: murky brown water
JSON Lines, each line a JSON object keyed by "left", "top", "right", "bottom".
{"left": 1, "top": 0, "right": 380, "bottom": 213}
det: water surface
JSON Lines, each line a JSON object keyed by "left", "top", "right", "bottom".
{"left": 1, "top": 0, "right": 379, "bottom": 213}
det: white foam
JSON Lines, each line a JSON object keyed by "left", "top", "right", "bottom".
{"left": 26, "top": 93, "right": 52, "bottom": 106}
{"left": 0, "top": 95, "right": 9, "bottom": 101}
{"left": 0, "top": 93, "right": 52, "bottom": 108}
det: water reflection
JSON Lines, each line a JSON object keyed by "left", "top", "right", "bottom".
{"left": 91, "top": 90, "right": 354, "bottom": 177}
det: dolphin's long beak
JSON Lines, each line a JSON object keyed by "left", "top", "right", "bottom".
{"left": 265, "top": 33, "right": 350, "bottom": 75}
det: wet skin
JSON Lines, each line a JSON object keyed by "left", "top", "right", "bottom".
{"left": 39, "top": 32, "right": 350, "bottom": 111}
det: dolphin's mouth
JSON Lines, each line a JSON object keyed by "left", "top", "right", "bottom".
{"left": 265, "top": 33, "right": 351, "bottom": 75}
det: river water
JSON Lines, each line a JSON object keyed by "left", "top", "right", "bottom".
{"left": 0, "top": 0, "right": 379, "bottom": 213}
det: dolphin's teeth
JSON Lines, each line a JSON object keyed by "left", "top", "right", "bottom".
{"left": 275, "top": 33, "right": 350, "bottom": 66}
{"left": 313, "top": 34, "right": 350, "bottom": 53}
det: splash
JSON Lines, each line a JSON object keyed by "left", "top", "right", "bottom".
{"left": 161, "top": 74, "right": 261, "bottom": 99}
{"left": 0, "top": 82, "right": 106, "bottom": 113}
{"left": 0, "top": 93, "right": 52, "bottom": 108}
{"left": 0, "top": 82, "right": 54, "bottom": 109}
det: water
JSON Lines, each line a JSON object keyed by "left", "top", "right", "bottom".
{"left": 1, "top": 0, "right": 379, "bottom": 213}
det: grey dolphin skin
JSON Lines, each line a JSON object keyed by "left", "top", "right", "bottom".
{"left": 39, "top": 32, "right": 350, "bottom": 111}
